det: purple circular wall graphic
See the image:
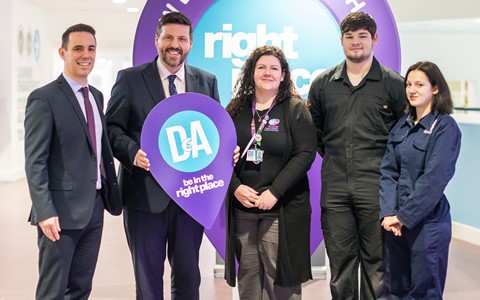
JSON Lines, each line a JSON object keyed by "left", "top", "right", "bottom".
{"left": 134, "top": 0, "right": 401, "bottom": 258}
{"left": 133, "top": 0, "right": 400, "bottom": 71}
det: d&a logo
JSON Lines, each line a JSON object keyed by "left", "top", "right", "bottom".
{"left": 159, "top": 111, "right": 220, "bottom": 172}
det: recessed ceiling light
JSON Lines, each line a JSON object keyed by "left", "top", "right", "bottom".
{"left": 126, "top": 7, "right": 140, "bottom": 13}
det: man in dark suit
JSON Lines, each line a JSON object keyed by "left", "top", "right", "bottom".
{"left": 106, "top": 12, "right": 220, "bottom": 300}
{"left": 24, "top": 24, "right": 122, "bottom": 300}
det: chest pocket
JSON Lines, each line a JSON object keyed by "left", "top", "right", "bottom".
{"left": 413, "top": 136, "right": 430, "bottom": 152}
{"left": 409, "top": 134, "right": 432, "bottom": 175}
{"left": 390, "top": 131, "right": 405, "bottom": 145}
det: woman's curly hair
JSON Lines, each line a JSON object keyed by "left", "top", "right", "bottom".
{"left": 226, "top": 45, "right": 299, "bottom": 118}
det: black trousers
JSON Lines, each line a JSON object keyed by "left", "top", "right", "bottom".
{"left": 36, "top": 193, "right": 104, "bottom": 300}
{"left": 320, "top": 155, "right": 388, "bottom": 300}
{"left": 124, "top": 201, "right": 204, "bottom": 300}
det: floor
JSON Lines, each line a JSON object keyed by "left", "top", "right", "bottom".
{"left": 1, "top": 178, "right": 479, "bottom": 299}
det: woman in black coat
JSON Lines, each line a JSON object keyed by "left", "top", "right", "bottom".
{"left": 224, "top": 45, "right": 317, "bottom": 299}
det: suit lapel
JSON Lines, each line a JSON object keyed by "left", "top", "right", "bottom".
{"left": 90, "top": 87, "right": 103, "bottom": 112}
{"left": 185, "top": 65, "right": 199, "bottom": 92}
{"left": 143, "top": 60, "right": 199, "bottom": 101}
{"left": 57, "top": 75, "right": 95, "bottom": 154}
{"left": 90, "top": 88, "right": 109, "bottom": 141}
{"left": 143, "top": 59, "right": 166, "bottom": 104}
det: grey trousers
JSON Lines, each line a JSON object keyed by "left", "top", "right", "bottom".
{"left": 234, "top": 209, "right": 301, "bottom": 300}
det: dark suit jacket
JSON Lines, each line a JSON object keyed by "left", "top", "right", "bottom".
{"left": 106, "top": 57, "right": 220, "bottom": 213}
{"left": 24, "top": 74, "right": 122, "bottom": 230}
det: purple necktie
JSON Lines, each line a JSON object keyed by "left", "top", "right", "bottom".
{"left": 81, "top": 87, "right": 97, "bottom": 155}
{"left": 168, "top": 74, "right": 177, "bottom": 96}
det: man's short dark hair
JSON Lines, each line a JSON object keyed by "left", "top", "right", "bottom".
{"left": 340, "top": 12, "right": 377, "bottom": 37}
{"left": 61, "top": 23, "right": 96, "bottom": 49}
{"left": 156, "top": 12, "right": 193, "bottom": 39}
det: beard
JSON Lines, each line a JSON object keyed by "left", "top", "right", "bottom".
{"left": 345, "top": 49, "right": 373, "bottom": 63}
{"left": 346, "top": 53, "right": 370, "bottom": 63}
{"left": 160, "top": 47, "right": 187, "bottom": 68}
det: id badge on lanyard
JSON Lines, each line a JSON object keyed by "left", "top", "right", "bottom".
{"left": 241, "top": 101, "right": 275, "bottom": 164}
{"left": 246, "top": 148, "right": 264, "bottom": 164}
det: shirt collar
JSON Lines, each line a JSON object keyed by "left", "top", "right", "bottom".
{"left": 156, "top": 57, "right": 185, "bottom": 83}
{"left": 404, "top": 110, "right": 440, "bottom": 129}
{"left": 63, "top": 72, "right": 88, "bottom": 91}
{"left": 418, "top": 110, "right": 439, "bottom": 129}
{"left": 333, "top": 56, "right": 382, "bottom": 82}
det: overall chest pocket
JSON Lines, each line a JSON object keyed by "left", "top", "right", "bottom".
{"left": 413, "top": 136, "right": 430, "bottom": 152}
{"left": 409, "top": 135, "right": 431, "bottom": 172}
{"left": 390, "top": 131, "right": 406, "bottom": 146}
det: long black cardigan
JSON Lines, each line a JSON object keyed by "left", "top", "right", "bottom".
{"left": 225, "top": 97, "right": 317, "bottom": 287}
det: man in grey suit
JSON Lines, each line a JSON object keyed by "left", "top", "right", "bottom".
{"left": 106, "top": 12, "right": 220, "bottom": 300}
{"left": 24, "top": 24, "right": 122, "bottom": 300}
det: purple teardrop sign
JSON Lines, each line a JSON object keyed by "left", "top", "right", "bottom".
{"left": 141, "top": 93, "right": 236, "bottom": 229}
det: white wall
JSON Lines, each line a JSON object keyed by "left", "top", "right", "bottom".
{"left": 397, "top": 30, "right": 480, "bottom": 108}
{"left": 399, "top": 31, "right": 479, "bottom": 77}
{"left": 0, "top": 1, "right": 13, "bottom": 182}
{"left": 0, "top": 1, "right": 142, "bottom": 181}
{"left": 389, "top": 0, "right": 480, "bottom": 108}
{"left": 0, "top": 1, "right": 50, "bottom": 181}
{"left": 42, "top": 8, "right": 140, "bottom": 101}
{"left": 388, "top": 0, "right": 480, "bottom": 23}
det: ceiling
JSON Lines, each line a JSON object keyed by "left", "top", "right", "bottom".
{"left": 20, "top": 0, "right": 147, "bottom": 13}
{"left": 17, "top": 0, "right": 480, "bottom": 35}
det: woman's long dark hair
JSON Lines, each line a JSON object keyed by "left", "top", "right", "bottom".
{"left": 405, "top": 61, "right": 454, "bottom": 118}
{"left": 226, "top": 45, "right": 298, "bottom": 118}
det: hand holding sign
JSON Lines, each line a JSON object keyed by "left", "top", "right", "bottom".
{"left": 141, "top": 93, "right": 236, "bottom": 229}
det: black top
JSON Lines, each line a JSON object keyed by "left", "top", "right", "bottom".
{"left": 232, "top": 103, "right": 286, "bottom": 212}
{"left": 308, "top": 57, "right": 407, "bottom": 159}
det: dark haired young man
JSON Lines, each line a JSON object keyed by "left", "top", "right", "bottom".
{"left": 308, "top": 12, "right": 407, "bottom": 300}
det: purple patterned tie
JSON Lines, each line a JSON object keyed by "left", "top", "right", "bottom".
{"left": 168, "top": 74, "right": 177, "bottom": 96}
{"left": 81, "top": 87, "right": 97, "bottom": 155}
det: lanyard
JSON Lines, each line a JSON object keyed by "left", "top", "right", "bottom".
{"left": 240, "top": 101, "right": 276, "bottom": 159}
{"left": 250, "top": 101, "right": 275, "bottom": 147}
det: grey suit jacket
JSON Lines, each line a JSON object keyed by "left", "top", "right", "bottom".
{"left": 24, "top": 74, "right": 122, "bottom": 230}
{"left": 106, "top": 57, "right": 220, "bottom": 213}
